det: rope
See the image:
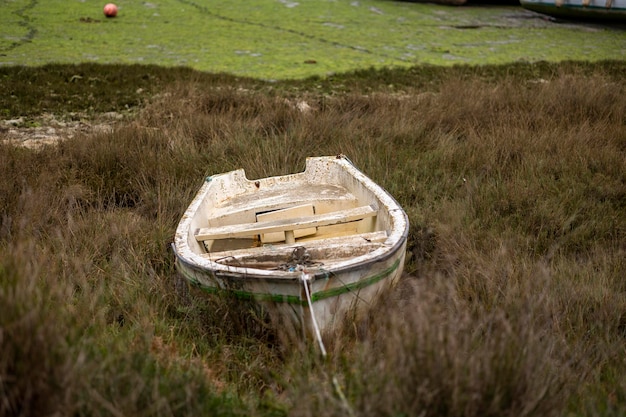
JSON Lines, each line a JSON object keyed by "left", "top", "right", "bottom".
{"left": 276, "top": 246, "right": 323, "bottom": 271}
{"left": 300, "top": 272, "right": 327, "bottom": 357}
{"left": 300, "top": 271, "right": 355, "bottom": 417}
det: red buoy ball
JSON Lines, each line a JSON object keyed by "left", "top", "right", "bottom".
{"left": 103, "top": 3, "right": 118, "bottom": 18}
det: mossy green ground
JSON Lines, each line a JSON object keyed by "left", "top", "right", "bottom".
{"left": 1, "top": 0, "right": 625, "bottom": 79}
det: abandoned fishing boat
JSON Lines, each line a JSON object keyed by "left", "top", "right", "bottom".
{"left": 519, "top": 0, "right": 626, "bottom": 21}
{"left": 173, "top": 155, "right": 409, "bottom": 335}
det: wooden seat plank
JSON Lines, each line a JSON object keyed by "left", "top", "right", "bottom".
{"left": 195, "top": 205, "right": 376, "bottom": 242}
{"left": 201, "top": 230, "right": 389, "bottom": 262}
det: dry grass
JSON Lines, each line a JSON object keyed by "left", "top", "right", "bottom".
{"left": 1, "top": 62, "right": 625, "bottom": 416}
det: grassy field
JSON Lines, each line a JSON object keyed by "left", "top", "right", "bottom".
{"left": 1, "top": 0, "right": 625, "bottom": 78}
{"left": 1, "top": 60, "right": 625, "bottom": 416}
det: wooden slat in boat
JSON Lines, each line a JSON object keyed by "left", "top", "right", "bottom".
{"left": 195, "top": 205, "right": 376, "bottom": 242}
{"left": 256, "top": 204, "right": 317, "bottom": 243}
{"left": 202, "top": 231, "right": 389, "bottom": 270}
{"left": 204, "top": 231, "right": 388, "bottom": 259}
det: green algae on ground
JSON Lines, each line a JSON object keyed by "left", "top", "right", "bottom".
{"left": 1, "top": 0, "right": 624, "bottom": 79}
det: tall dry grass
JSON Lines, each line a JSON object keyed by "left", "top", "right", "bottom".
{"left": 1, "top": 63, "right": 624, "bottom": 416}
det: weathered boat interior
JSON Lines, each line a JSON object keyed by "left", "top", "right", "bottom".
{"left": 190, "top": 170, "right": 392, "bottom": 271}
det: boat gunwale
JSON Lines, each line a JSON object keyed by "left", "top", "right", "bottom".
{"left": 173, "top": 249, "right": 404, "bottom": 304}
{"left": 173, "top": 236, "right": 406, "bottom": 284}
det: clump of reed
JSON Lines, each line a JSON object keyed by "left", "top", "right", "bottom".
{"left": 1, "top": 62, "right": 624, "bottom": 416}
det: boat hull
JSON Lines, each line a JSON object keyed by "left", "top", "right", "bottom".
{"left": 173, "top": 156, "right": 409, "bottom": 336}
{"left": 173, "top": 243, "right": 406, "bottom": 335}
{"left": 520, "top": 0, "right": 626, "bottom": 20}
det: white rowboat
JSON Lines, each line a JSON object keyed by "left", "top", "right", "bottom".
{"left": 173, "top": 155, "right": 409, "bottom": 335}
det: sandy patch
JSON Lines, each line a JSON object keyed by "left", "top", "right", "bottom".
{"left": 1, "top": 112, "right": 123, "bottom": 149}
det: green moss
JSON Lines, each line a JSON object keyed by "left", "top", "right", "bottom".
{"left": 1, "top": 0, "right": 624, "bottom": 79}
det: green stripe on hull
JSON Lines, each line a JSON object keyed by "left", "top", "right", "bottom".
{"left": 178, "top": 258, "right": 402, "bottom": 305}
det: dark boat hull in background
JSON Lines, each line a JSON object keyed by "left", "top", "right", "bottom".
{"left": 520, "top": 0, "right": 626, "bottom": 21}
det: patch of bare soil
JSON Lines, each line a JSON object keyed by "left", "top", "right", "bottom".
{"left": 0, "top": 112, "right": 124, "bottom": 149}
